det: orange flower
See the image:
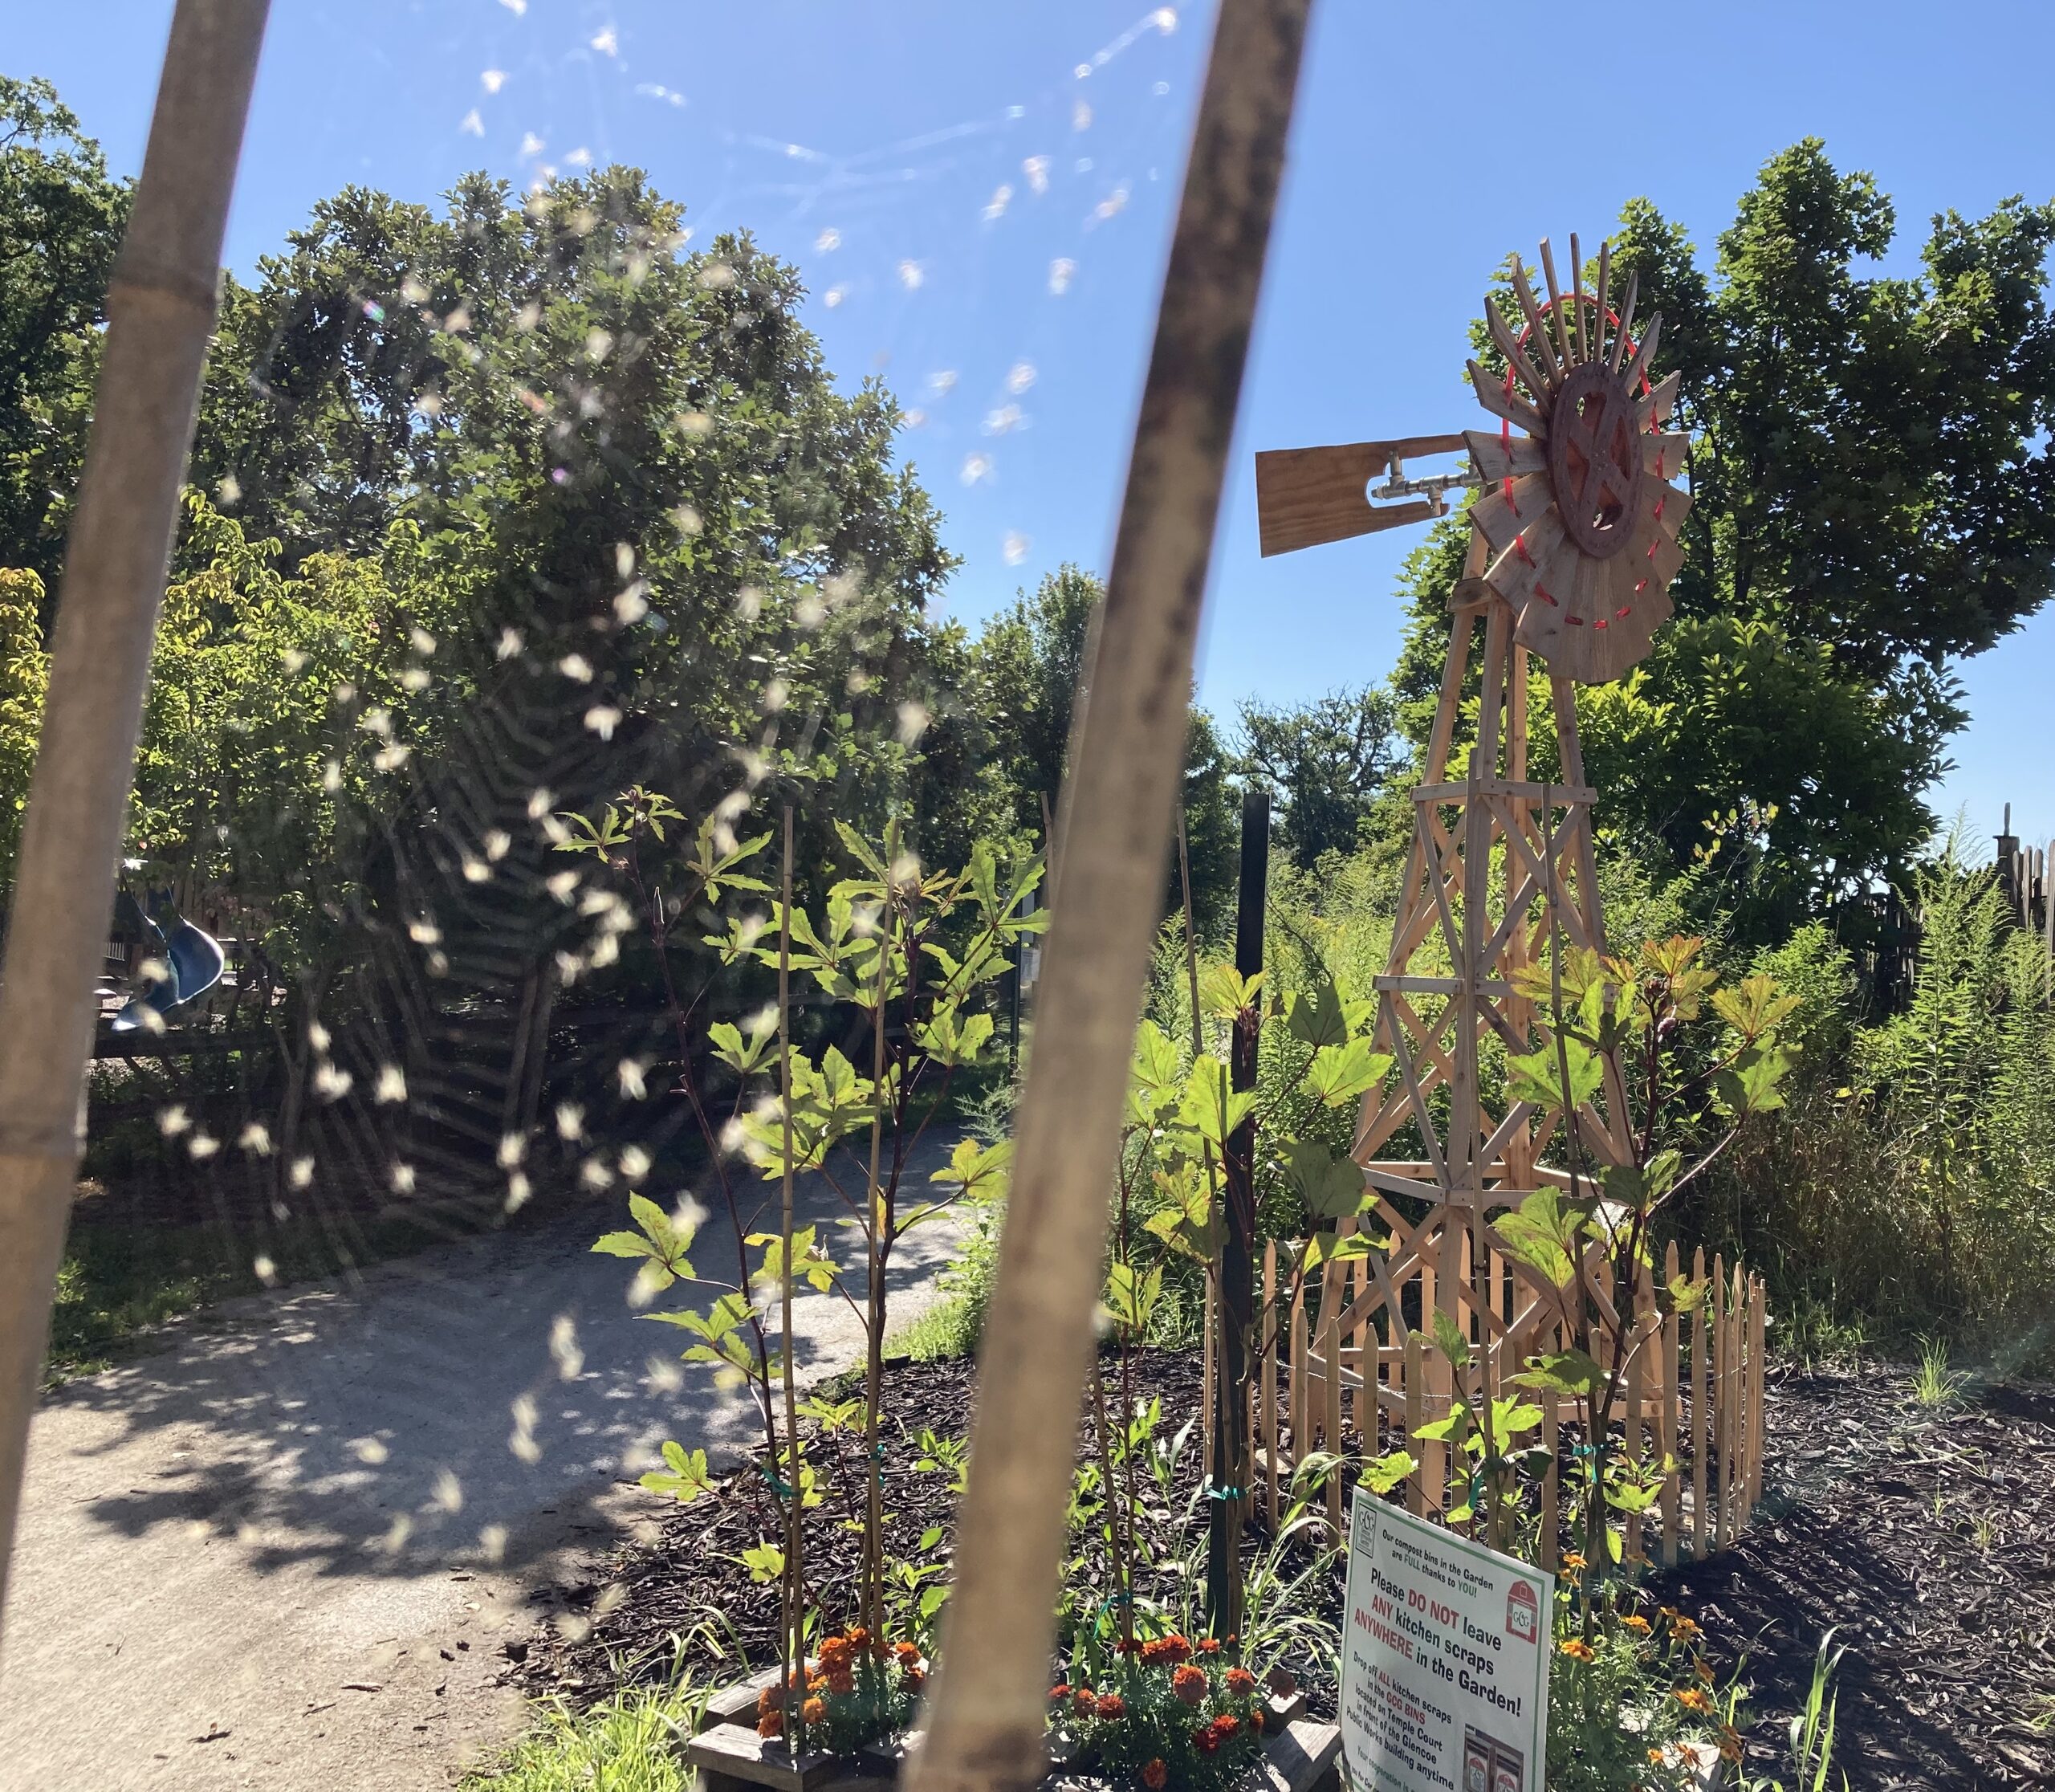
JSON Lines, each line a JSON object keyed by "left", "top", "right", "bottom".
{"left": 1172, "top": 1664, "right": 1207, "bottom": 1707}
{"left": 757, "top": 1709, "right": 783, "bottom": 1739}
{"left": 1674, "top": 1686, "right": 1713, "bottom": 1715}
{"left": 1095, "top": 1693, "right": 1125, "bottom": 1721}
{"left": 1672, "top": 1615, "right": 1702, "bottom": 1639}
{"left": 758, "top": 1687, "right": 780, "bottom": 1717}
{"left": 1719, "top": 1735, "right": 1743, "bottom": 1763}
{"left": 803, "top": 1697, "right": 827, "bottom": 1725}
{"left": 1250, "top": 1706, "right": 1265, "bottom": 1733}
{"left": 1224, "top": 1667, "right": 1257, "bottom": 1696}
{"left": 1142, "top": 1760, "right": 1168, "bottom": 1791}
{"left": 1621, "top": 1615, "right": 1651, "bottom": 1634}
{"left": 1210, "top": 1715, "right": 1241, "bottom": 1740}
{"left": 894, "top": 1641, "right": 922, "bottom": 1665}
{"left": 1073, "top": 1688, "right": 1097, "bottom": 1716}
{"left": 1559, "top": 1639, "right": 1596, "bottom": 1663}
{"left": 1141, "top": 1634, "right": 1193, "bottom": 1667}
{"left": 1197, "top": 1636, "right": 1223, "bottom": 1655}
{"left": 848, "top": 1627, "right": 870, "bottom": 1647}
{"left": 1194, "top": 1725, "right": 1223, "bottom": 1755}
{"left": 1563, "top": 1553, "right": 1587, "bottom": 1570}
{"left": 824, "top": 1667, "right": 854, "bottom": 1697}
{"left": 904, "top": 1666, "right": 926, "bottom": 1693}
{"left": 1049, "top": 1685, "right": 1072, "bottom": 1703}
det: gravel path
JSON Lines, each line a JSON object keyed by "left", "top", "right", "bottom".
{"left": 0, "top": 1142, "right": 968, "bottom": 1791}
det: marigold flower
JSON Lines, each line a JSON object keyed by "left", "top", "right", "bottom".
{"left": 1050, "top": 1685, "right": 1071, "bottom": 1703}
{"left": 757, "top": 1709, "right": 783, "bottom": 1739}
{"left": 1141, "top": 1633, "right": 1194, "bottom": 1667}
{"left": 759, "top": 1687, "right": 780, "bottom": 1717}
{"left": 1194, "top": 1725, "right": 1223, "bottom": 1755}
{"left": 1224, "top": 1667, "right": 1257, "bottom": 1696}
{"left": 1142, "top": 1760, "right": 1169, "bottom": 1790}
{"left": 824, "top": 1668, "right": 854, "bottom": 1697}
{"left": 1647, "top": 1749, "right": 1666, "bottom": 1766}
{"left": 1250, "top": 1706, "right": 1265, "bottom": 1733}
{"left": 1562, "top": 1553, "right": 1587, "bottom": 1570}
{"left": 1172, "top": 1664, "right": 1208, "bottom": 1706}
{"left": 1074, "top": 1688, "right": 1097, "bottom": 1716}
{"left": 1559, "top": 1639, "right": 1596, "bottom": 1662}
{"left": 1719, "top": 1736, "right": 1743, "bottom": 1762}
{"left": 1622, "top": 1614, "right": 1652, "bottom": 1633}
{"left": 848, "top": 1627, "right": 870, "bottom": 1646}
{"left": 803, "top": 1698, "right": 826, "bottom": 1725}
{"left": 1096, "top": 1693, "right": 1125, "bottom": 1721}
{"left": 1695, "top": 1660, "right": 1716, "bottom": 1684}
{"left": 1210, "top": 1715, "right": 1241, "bottom": 1739}
{"left": 1674, "top": 1686, "right": 1713, "bottom": 1714}
{"left": 1197, "top": 1636, "right": 1223, "bottom": 1655}
{"left": 1672, "top": 1615, "right": 1702, "bottom": 1639}
{"left": 904, "top": 1666, "right": 925, "bottom": 1692}
{"left": 894, "top": 1641, "right": 922, "bottom": 1664}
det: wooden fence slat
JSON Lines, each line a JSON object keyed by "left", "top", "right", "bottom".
{"left": 1404, "top": 1331, "right": 1425, "bottom": 1518}
{"left": 1324, "top": 1301, "right": 1344, "bottom": 1538}
{"left": 1263, "top": 1240, "right": 1278, "bottom": 1529}
{"left": 1714, "top": 1256, "right": 1731, "bottom": 1554}
{"left": 1691, "top": 1244, "right": 1709, "bottom": 1561}
{"left": 1660, "top": 1240, "right": 1680, "bottom": 1567}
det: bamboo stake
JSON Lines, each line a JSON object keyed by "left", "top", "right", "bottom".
{"left": 0, "top": 0, "right": 271, "bottom": 1633}
{"left": 907, "top": 6, "right": 1309, "bottom": 1775}
{"left": 778, "top": 807, "right": 807, "bottom": 1749}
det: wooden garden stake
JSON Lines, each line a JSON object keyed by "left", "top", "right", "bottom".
{"left": 0, "top": 0, "right": 271, "bottom": 1635}
{"left": 905, "top": 1, "right": 1310, "bottom": 1781}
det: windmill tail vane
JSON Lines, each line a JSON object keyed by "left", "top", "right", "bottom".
{"left": 1254, "top": 232, "right": 1691, "bottom": 686}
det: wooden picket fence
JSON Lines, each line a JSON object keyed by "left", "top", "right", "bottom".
{"left": 1217, "top": 1199, "right": 1768, "bottom": 1570}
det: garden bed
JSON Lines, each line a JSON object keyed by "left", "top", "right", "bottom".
{"left": 517, "top": 1350, "right": 2055, "bottom": 1790}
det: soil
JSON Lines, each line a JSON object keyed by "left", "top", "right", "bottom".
{"left": 525, "top": 1352, "right": 2055, "bottom": 1792}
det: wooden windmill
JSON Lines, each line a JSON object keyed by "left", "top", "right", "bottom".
{"left": 1254, "top": 234, "right": 1691, "bottom": 1440}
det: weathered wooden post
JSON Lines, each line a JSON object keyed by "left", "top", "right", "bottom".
{"left": 0, "top": 0, "right": 271, "bottom": 1639}
{"left": 1207, "top": 788, "right": 1268, "bottom": 1640}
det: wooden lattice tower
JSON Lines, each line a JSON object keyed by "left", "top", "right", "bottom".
{"left": 1254, "top": 234, "right": 1693, "bottom": 1461}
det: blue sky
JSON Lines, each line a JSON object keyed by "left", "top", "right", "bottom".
{"left": 15, "top": 0, "right": 2054, "bottom": 853}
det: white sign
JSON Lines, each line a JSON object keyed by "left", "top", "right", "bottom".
{"left": 1339, "top": 1494, "right": 1552, "bottom": 1792}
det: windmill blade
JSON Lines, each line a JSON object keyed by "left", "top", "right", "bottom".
{"left": 1254, "top": 434, "right": 1464, "bottom": 556}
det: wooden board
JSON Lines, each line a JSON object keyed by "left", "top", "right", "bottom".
{"left": 1254, "top": 436, "right": 1467, "bottom": 556}
{"left": 688, "top": 1722, "right": 842, "bottom": 1792}
{"left": 1464, "top": 428, "right": 1547, "bottom": 484}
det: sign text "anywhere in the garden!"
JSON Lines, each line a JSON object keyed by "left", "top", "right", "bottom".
{"left": 1340, "top": 1496, "right": 1552, "bottom": 1792}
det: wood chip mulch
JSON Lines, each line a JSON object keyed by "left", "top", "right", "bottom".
{"left": 1646, "top": 1364, "right": 2055, "bottom": 1790}
{"left": 520, "top": 1352, "right": 2055, "bottom": 1790}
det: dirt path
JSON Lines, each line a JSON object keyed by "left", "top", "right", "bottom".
{"left": 0, "top": 1142, "right": 971, "bottom": 1791}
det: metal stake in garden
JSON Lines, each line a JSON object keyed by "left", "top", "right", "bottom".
{"left": 1253, "top": 236, "right": 1691, "bottom": 1491}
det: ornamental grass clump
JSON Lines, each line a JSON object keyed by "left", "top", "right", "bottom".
{"left": 1048, "top": 1631, "right": 1269, "bottom": 1792}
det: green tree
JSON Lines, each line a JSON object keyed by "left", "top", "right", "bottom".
{"left": 1391, "top": 143, "right": 2055, "bottom": 939}
{"left": 1233, "top": 685, "right": 1399, "bottom": 870}
{"left": 0, "top": 77, "right": 128, "bottom": 588}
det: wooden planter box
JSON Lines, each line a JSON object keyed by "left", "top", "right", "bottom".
{"left": 687, "top": 1677, "right": 1341, "bottom": 1792}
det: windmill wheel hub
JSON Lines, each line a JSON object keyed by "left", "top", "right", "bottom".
{"left": 1548, "top": 361, "right": 1643, "bottom": 560}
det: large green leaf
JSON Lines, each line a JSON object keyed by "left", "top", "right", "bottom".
{"left": 1299, "top": 1037, "right": 1391, "bottom": 1108}
{"left": 1282, "top": 1138, "right": 1366, "bottom": 1221}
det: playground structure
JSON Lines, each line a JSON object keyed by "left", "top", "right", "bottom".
{"left": 1247, "top": 235, "right": 1767, "bottom": 1566}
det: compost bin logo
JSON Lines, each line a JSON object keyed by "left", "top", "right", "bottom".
{"left": 1504, "top": 1580, "right": 1538, "bottom": 1646}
